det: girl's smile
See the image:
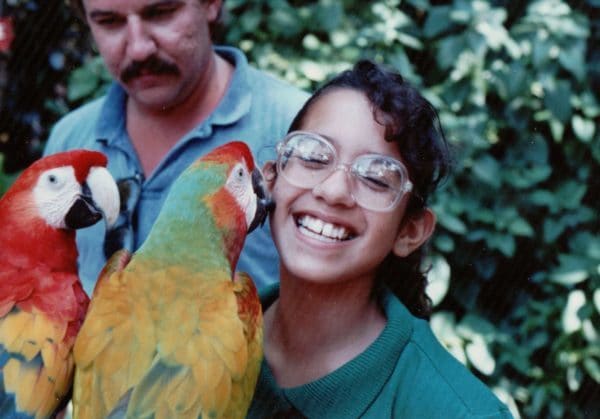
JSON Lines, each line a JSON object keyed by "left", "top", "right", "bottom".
{"left": 295, "top": 213, "right": 356, "bottom": 243}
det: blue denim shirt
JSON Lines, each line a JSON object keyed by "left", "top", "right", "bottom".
{"left": 44, "top": 46, "right": 308, "bottom": 295}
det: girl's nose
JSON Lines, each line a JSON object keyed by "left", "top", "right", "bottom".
{"left": 312, "top": 165, "right": 357, "bottom": 208}
{"left": 125, "top": 17, "right": 157, "bottom": 61}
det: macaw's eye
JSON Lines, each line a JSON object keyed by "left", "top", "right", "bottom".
{"left": 48, "top": 174, "right": 57, "bottom": 184}
{"left": 237, "top": 167, "right": 244, "bottom": 179}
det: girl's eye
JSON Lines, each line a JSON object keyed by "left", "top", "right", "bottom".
{"left": 298, "top": 154, "right": 330, "bottom": 170}
{"left": 359, "top": 175, "right": 391, "bottom": 191}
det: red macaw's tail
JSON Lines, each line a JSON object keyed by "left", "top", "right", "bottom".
{"left": 0, "top": 307, "right": 76, "bottom": 419}
{"left": 0, "top": 266, "right": 89, "bottom": 419}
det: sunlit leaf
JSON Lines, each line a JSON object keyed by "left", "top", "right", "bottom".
{"left": 466, "top": 336, "right": 496, "bottom": 376}
{"left": 426, "top": 255, "right": 451, "bottom": 306}
{"left": 584, "top": 358, "right": 600, "bottom": 383}
{"left": 567, "top": 366, "right": 583, "bottom": 392}
{"left": 561, "top": 290, "right": 586, "bottom": 333}
{"left": 430, "top": 312, "right": 467, "bottom": 365}
{"left": 572, "top": 115, "right": 596, "bottom": 143}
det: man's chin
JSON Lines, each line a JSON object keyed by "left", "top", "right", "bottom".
{"left": 124, "top": 84, "right": 180, "bottom": 110}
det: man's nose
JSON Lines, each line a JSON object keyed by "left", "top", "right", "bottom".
{"left": 312, "top": 165, "right": 356, "bottom": 208}
{"left": 125, "top": 17, "right": 157, "bottom": 61}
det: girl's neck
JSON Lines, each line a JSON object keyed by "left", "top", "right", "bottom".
{"left": 264, "top": 272, "right": 386, "bottom": 387}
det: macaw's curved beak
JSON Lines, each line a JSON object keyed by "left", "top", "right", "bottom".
{"left": 248, "top": 167, "right": 275, "bottom": 233}
{"left": 65, "top": 166, "right": 120, "bottom": 230}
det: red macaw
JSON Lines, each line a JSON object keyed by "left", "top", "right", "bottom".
{"left": 0, "top": 150, "right": 120, "bottom": 418}
{"left": 73, "top": 142, "right": 269, "bottom": 418}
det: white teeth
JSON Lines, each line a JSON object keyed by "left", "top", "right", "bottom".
{"left": 297, "top": 215, "right": 351, "bottom": 241}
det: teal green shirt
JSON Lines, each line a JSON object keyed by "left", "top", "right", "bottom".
{"left": 249, "top": 285, "right": 512, "bottom": 418}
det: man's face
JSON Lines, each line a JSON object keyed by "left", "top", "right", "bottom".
{"left": 83, "top": 0, "right": 221, "bottom": 110}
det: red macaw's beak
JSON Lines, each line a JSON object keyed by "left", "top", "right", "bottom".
{"left": 65, "top": 166, "right": 120, "bottom": 230}
{"left": 248, "top": 166, "right": 274, "bottom": 233}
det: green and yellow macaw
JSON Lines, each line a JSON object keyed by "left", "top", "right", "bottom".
{"left": 72, "top": 141, "right": 270, "bottom": 418}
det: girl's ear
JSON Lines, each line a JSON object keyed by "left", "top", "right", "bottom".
{"left": 262, "top": 161, "right": 277, "bottom": 189}
{"left": 393, "top": 208, "right": 436, "bottom": 257}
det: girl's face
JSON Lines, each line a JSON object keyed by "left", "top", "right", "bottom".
{"left": 269, "top": 88, "right": 413, "bottom": 287}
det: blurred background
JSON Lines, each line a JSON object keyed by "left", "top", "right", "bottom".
{"left": 0, "top": 0, "right": 598, "bottom": 417}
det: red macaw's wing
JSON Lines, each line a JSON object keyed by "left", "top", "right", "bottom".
{"left": 74, "top": 262, "right": 262, "bottom": 418}
{"left": 0, "top": 266, "right": 86, "bottom": 419}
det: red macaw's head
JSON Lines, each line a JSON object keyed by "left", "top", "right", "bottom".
{"left": 0, "top": 149, "right": 120, "bottom": 266}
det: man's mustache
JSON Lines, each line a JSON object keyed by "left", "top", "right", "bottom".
{"left": 120, "top": 56, "right": 180, "bottom": 83}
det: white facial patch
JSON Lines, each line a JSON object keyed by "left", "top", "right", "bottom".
{"left": 33, "top": 166, "right": 80, "bottom": 228}
{"left": 225, "top": 162, "right": 257, "bottom": 229}
{"left": 87, "top": 166, "right": 120, "bottom": 228}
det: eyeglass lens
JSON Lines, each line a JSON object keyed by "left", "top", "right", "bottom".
{"left": 278, "top": 132, "right": 410, "bottom": 211}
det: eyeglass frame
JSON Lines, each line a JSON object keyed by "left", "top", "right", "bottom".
{"left": 274, "top": 130, "right": 414, "bottom": 212}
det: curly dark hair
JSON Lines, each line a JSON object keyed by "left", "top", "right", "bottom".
{"left": 288, "top": 59, "right": 452, "bottom": 319}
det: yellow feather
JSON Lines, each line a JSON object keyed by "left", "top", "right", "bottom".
{"left": 2, "top": 310, "right": 34, "bottom": 351}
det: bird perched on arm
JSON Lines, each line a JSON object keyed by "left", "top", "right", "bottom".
{"left": 73, "top": 141, "right": 270, "bottom": 419}
{"left": 0, "top": 150, "right": 120, "bottom": 419}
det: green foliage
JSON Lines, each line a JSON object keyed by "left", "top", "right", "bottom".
{"left": 0, "top": 153, "right": 19, "bottom": 196}
{"left": 1, "top": 0, "right": 599, "bottom": 417}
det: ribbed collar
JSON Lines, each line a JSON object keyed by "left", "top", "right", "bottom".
{"left": 259, "top": 284, "right": 414, "bottom": 418}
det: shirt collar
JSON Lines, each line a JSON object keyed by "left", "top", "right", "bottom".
{"left": 259, "top": 285, "right": 414, "bottom": 418}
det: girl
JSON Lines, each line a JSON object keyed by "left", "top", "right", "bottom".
{"left": 249, "top": 60, "right": 511, "bottom": 418}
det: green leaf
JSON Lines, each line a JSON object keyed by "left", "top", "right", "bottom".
{"left": 426, "top": 255, "right": 451, "bottom": 306}
{"left": 550, "top": 271, "right": 589, "bottom": 287}
{"left": 466, "top": 336, "right": 496, "bottom": 376}
{"left": 561, "top": 290, "right": 586, "bottom": 333}
{"left": 486, "top": 232, "right": 516, "bottom": 257}
{"left": 471, "top": 155, "right": 501, "bottom": 187}
{"left": 457, "top": 314, "right": 497, "bottom": 339}
{"left": 313, "top": 1, "right": 344, "bottom": 33}
{"left": 572, "top": 115, "right": 596, "bottom": 143}
{"left": 437, "top": 212, "right": 467, "bottom": 235}
{"left": 423, "top": 6, "right": 453, "bottom": 38}
{"left": 268, "top": 7, "right": 302, "bottom": 37}
{"left": 594, "top": 289, "right": 600, "bottom": 314}
{"left": 436, "top": 35, "right": 466, "bottom": 71}
{"left": 544, "top": 80, "right": 573, "bottom": 123}
{"left": 583, "top": 358, "right": 600, "bottom": 383}
{"left": 67, "top": 66, "right": 100, "bottom": 102}
{"left": 529, "top": 189, "right": 558, "bottom": 209}
{"left": 434, "top": 233, "right": 455, "bottom": 253}
{"left": 567, "top": 365, "right": 584, "bottom": 392}
{"left": 508, "top": 218, "right": 535, "bottom": 237}
{"left": 559, "top": 42, "right": 586, "bottom": 81}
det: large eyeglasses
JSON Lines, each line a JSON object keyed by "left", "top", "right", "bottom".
{"left": 276, "top": 131, "right": 413, "bottom": 212}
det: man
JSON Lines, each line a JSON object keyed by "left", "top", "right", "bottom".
{"left": 44, "top": 0, "right": 308, "bottom": 295}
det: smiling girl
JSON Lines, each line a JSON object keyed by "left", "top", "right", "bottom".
{"left": 248, "top": 60, "right": 512, "bottom": 418}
